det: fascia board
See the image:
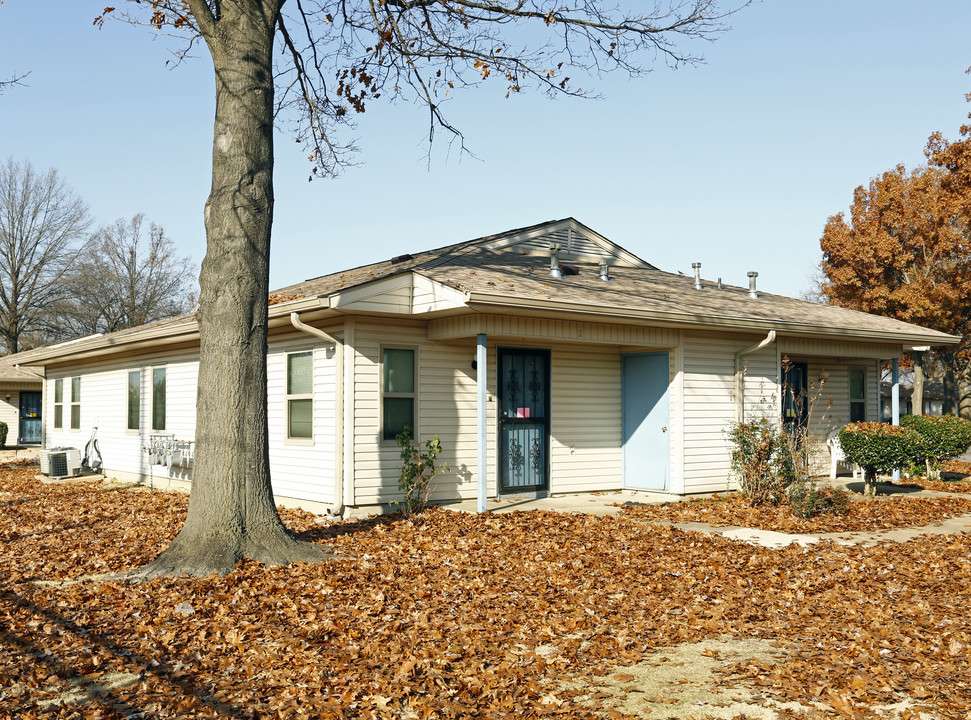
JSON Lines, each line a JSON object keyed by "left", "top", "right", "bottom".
{"left": 21, "top": 298, "right": 335, "bottom": 366}
{"left": 466, "top": 292, "right": 962, "bottom": 347}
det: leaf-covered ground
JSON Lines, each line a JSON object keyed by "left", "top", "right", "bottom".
{"left": 621, "top": 492, "right": 971, "bottom": 534}
{"left": 2, "top": 468, "right": 971, "bottom": 719}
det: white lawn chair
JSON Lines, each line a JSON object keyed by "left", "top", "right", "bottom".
{"left": 827, "top": 429, "right": 859, "bottom": 480}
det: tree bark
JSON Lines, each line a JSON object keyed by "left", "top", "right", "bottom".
{"left": 132, "top": 0, "right": 325, "bottom": 578}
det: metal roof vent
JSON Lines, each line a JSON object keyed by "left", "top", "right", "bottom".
{"left": 692, "top": 262, "right": 703, "bottom": 290}
{"left": 747, "top": 271, "right": 759, "bottom": 299}
{"left": 549, "top": 243, "right": 562, "bottom": 278}
{"left": 717, "top": 277, "right": 724, "bottom": 290}
{"left": 599, "top": 258, "right": 610, "bottom": 281}
{"left": 391, "top": 253, "right": 413, "bottom": 264}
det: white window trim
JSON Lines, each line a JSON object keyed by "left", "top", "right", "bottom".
{"left": 52, "top": 378, "right": 64, "bottom": 431}
{"left": 285, "top": 349, "right": 315, "bottom": 446}
{"left": 126, "top": 369, "right": 142, "bottom": 434}
{"left": 69, "top": 376, "right": 81, "bottom": 432}
{"left": 151, "top": 366, "right": 167, "bottom": 432}
{"left": 380, "top": 345, "right": 419, "bottom": 445}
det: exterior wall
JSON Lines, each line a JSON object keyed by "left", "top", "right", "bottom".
{"left": 350, "top": 320, "right": 483, "bottom": 507}
{"left": 0, "top": 392, "right": 16, "bottom": 442}
{"left": 549, "top": 346, "right": 622, "bottom": 493}
{"left": 45, "top": 352, "right": 200, "bottom": 484}
{"left": 349, "top": 318, "right": 671, "bottom": 505}
{"left": 680, "top": 333, "right": 887, "bottom": 495}
{"left": 266, "top": 333, "right": 339, "bottom": 505}
{"left": 43, "top": 334, "right": 339, "bottom": 506}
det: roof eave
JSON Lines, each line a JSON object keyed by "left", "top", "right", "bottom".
{"left": 466, "top": 292, "right": 962, "bottom": 346}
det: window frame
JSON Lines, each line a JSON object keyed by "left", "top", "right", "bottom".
{"left": 380, "top": 345, "right": 418, "bottom": 443}
{"left": 53, "top": 378, "right": 63, "bottom": 430}
{"left": 127, "top": 369, "right": 141, "bottom": 432}
{"left": 151, "top": 366, "right": 166, "bottom": 432}
{"left": 285, "top": 350, "right": 315, "bottom": 445}
{"left": 848, "top": 367, "right": 867, "bottom": 423}
{"left": 69, "top": 376, "right": 81, "bottom": 431}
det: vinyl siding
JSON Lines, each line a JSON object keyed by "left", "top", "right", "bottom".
{"left": 45, "top": 351, "right": 199, "bottom": 483}
{"left": 43, "top": 336, "right": 339, "bottom": 504}
{"left": 266, "top": 334, "right": 339, "bottom": 504}
{"left": 549, "top": 347, "right": 622, "bottom": 493}
{"left": 682, "top": 332, "right": 776, "bottom": 494}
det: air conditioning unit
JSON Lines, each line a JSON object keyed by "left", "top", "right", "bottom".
{"left": 40, "top": 448, "right": 82, "bottom": 479}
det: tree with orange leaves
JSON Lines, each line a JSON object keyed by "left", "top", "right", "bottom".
{"left": 820, "top": 92, "right": 971, "bottom": 415}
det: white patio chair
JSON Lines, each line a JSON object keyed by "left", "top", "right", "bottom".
{"left": 826, "top": 429, "right": 859, "bottom": 480}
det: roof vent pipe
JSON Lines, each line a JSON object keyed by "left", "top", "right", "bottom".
{"left": 692, "top": 262, "right": 703, "bottom": 290}
{"left": 747, "top": 271, "right": 759, "bottom": 299}
{"left": 599, "top": 258, "right": 610, "bottom": 282}
{"left": 717, "top": 278, "right": 723, "bottom": 290}
{"left": 549, "top": 243, "right": 562, "bottom": 278}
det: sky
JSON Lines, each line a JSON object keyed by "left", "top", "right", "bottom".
{"left": 1, "top": 1, "right": 970, "bottom": 298}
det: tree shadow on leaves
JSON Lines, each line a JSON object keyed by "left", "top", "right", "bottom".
{"left": 0, "top": 587, "right": 255, "bottom": 718}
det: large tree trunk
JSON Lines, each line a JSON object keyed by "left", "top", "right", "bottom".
{"left": 133, "top": 0, "right": 325, "bottom": 578}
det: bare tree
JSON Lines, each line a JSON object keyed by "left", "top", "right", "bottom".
{"left": 55, "top": 214, "right": 196, "bottom": 338}
{"left": 0, "top": 157, "right": 91, "bottom": 354}
{"left": 0, "top": 70, "right": 29, "bottom": 95}
{"left": 100, "top": 0, "right": 751, "bottom": 578}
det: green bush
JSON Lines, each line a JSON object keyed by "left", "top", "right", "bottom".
{"left": 727, "top": 419, "right": 794, "bottom": 505}
{"left": 838, "top": 422, "right": 926, "bottom": 494}
{"left": 900, "top": 415, "right": 971, "bottom": 470}
{"left": 0, "top": 421, "right": 6, "bottom": 449}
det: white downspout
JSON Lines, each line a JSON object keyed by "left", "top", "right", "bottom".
{"left": 734, "top": 330, "right": 777, "bottom": 423}
{"left": 290, "top": 312, "right": 344, "bottom": 514}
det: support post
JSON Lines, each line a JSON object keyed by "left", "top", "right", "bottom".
{"left": 477, "top": 333, "right": 488, "bottom": 513}
{"left": 892, "top": 358, "right": 900, "bottom": 483}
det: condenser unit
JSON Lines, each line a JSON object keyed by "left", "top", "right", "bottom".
{"left": 39, "top": 448, "right": 82, "bottom": 479}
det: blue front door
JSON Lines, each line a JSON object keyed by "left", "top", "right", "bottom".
{"left": 19, "top": 391, "right": 42, "bottom": 445}
{"left": 498, "top": 348, "right": 550, "bottom": 493}
{"left": 622, "top": 352, "right": 670, "bottom": 490}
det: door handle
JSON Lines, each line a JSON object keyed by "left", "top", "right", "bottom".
{"left": 661, "top": 426, "right": 668, "bottom": 433}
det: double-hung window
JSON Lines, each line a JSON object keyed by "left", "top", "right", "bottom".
{"left": 286, "top": 351, "right": 313, "bottom": 441}
{"left": 849, "top": 368, "right": 866, "bottom": 422}
{"left": 127, "top": 370, "right": 141, "bottom": 431}
{"left": 382, "top": 348, "right": 415, "bottom": 441}
{"left": 70, "top": 377, "right": 81, "bottom": 430}
{"left": 152, "top": 368, "right": 166, "bottom": 431}
{"left": 53, "top": 378, "right": 64, "bottom": 430}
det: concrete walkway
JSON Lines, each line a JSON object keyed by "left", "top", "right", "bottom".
{"left": 442, "top": 480, "right": 971, "bottom": 549}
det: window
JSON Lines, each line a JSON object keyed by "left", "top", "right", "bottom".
{"left": 127, "top": 370, "right": 141, "bottom": 431}
{"left": 286, "top": 352, "right": 313, "bottom": 440}
{"left": 849, "top": 368, "right": 866, "bottom": 422}
{"left": 152, "top": 368, "right": 166, "bottom": 431}
{"left": 70, "top": 377, "right": 81, "bottom": 430}
{"left": 53, "top": 378, "right": 63, "bottom": 430}
{"left": 382, "top": 348, "right": 415, "bottom": 441}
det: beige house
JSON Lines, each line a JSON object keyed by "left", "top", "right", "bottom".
{"left": 10, "top": 219, "right": 959, "bottom": 512}
{"left": 0, "top": 359, "right": 43, "bottom": 447}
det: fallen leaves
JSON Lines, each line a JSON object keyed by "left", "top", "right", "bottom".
{"left": 2, "top": 469, "right": 971, "bottom": 719}
{"left": 621, "top": 491, "right": 971, "bottom": 534}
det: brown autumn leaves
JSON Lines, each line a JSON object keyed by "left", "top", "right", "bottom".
{"left": 3, "top": 466, "right": 971, "bottom": 719}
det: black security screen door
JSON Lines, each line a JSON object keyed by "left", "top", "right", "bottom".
{"left": 498, "top": 348, "right": 550, "bottom": 493}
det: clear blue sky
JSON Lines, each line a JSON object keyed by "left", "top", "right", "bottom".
{"left": 1, "top": 1, "right": 969, "bottom": 297}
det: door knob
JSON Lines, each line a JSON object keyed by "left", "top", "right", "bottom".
{"left": 661, "top": 426, "right": 668, "bottom": 432}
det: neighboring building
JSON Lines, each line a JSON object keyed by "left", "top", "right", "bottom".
{"left": 0, "top": 359, "right": 43, "bottom": 446}
{"left": 880, "top": 376, "right": 947, "bottom": 420}
{"left": 9, "top": 219, "right": 960, "bottom": 512}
